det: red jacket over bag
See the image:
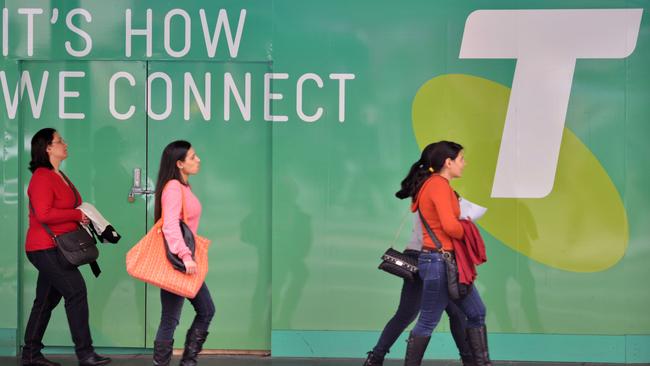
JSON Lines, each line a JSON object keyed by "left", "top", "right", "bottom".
{"left": 25, "top": 168, "right": 83, "bottom": 252}
{"left": 453, "top": 220, "right": 487, "bottom": 285}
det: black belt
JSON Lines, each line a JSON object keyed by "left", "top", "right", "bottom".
{"left": 421, "top": 248, "right": 453, "bottom": 259}
{"left": 421, "top": 248, "right": 443, "bottom": 253}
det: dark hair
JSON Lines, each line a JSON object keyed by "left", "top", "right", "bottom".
{"left": 154, "top": 140, "right": 192, "bottom": 221}
{"left": 29, "top": 128, "right": 57, "bottom": 173}
{"left": 395, "top": 140, "right": 463, "bottom": 200}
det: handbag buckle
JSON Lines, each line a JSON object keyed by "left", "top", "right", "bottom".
{"left": 441, "top": 251, "right": 452, "bottom": 260}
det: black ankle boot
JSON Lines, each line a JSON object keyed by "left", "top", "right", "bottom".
{"left": 404, "top": 333, "right": 431, "bottom": 366}
{"left": 153, "top": 339, "right": 174, "bottom": 366}
{"left": 78, "top": 353, "right": 111, "bottom": 366}
{"left": 180, "top": 328, "right": 209, "bottom": 366}
{"left": 362, "top": 350, "right": 384, "bottom": 366}
{"left": 466, "top": 326, "right": 492, "bottom": 366}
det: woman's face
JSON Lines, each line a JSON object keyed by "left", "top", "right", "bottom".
{"left": 447, "top": 150, "right": 466, "bottom": 178}
{"left": 46, "top": 132, "right": 68, "bottom": 161}
{"left": 178, "top": 147, "right": 201, "bottom": 176}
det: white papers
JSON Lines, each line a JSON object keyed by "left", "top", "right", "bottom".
{"left": 459, "top": 198, "right": 487, "bottom": 221}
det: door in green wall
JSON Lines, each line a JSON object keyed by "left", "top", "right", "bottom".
{"left": 19, "top": 61, "right": 149, "bottom": 348}
{"left": 145, "top": 61, "right": 271, "bottom": 351}
{"left": 19, "top": 60, "right": 271, "bottom": 351}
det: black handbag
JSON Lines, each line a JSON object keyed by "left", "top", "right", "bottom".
{"left": 162, "top": 187, "right": 196, "bottom": 273}
{"left": 163, "top": 220, "right": 196, "bottom": 272}
{"left": 29, "top": 172, "right": 101, "bottom": 277}
{"left": 418, "top": 210, "right": 472, "bottom": 300}
{"left": 378, "top": 247, "right": 419, "bottom": 281}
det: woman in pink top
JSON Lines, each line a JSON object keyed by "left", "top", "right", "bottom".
{"left": 152, "top": 140, "right": 215, "bottom": 366}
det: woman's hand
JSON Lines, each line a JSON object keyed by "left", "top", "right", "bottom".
{"left": 183, "top": 259, "right": 198, "bottom": 275}
{"left": 80, "top": 212, "right": 90, "bottom": 225}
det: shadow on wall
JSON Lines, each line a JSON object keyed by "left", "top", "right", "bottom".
{"left": 267, "top": 176, "right": 313, "bottom": 328}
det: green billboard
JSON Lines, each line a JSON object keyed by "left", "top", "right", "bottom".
{"left": 0, "top": 0, "right": 648, "bottom": 362}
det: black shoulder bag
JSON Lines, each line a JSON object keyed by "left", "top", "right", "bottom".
{"left": 29, "top": 172, "right": 101, "bottom": 277}
{"left": 418, "top": 210, "right": 472, "bottom": 300}
{"left": 378, "top": 212, "right": 419, "bottom": 282}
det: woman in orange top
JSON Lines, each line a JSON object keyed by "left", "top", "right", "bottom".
{"left": 397, "top": 141, "right": 492, "bottom": 366}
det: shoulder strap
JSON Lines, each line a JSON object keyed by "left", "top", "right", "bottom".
{"left": 28, "top": 201, "right": 56, "bottom": 239}
{"left": 161, "top": 181, "right": 189, "bottom": 223}
{"left": 389, "top": 208, "right": 411, "bottom": 248}
{"left": 179, "top": 185, "right": 188, "bottom": 222}
{"left": 417, "top": 209, "right": 443, "bottom": 251}
{"left": 59, "top": 171, "right": 80, "bottom": 207}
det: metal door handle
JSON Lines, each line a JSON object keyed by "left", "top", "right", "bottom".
{"left": 128, "top": 168, "right": 154, "bottom": 202}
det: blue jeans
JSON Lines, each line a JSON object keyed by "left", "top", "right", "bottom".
{"left": 411, "top": 252, "right": 486, "bottom": 337}
{"left": 155, "top": 283, "right": 215, "bottom": 341}
{"left": 372, "top": 250, "right": 471, "bottom": 358}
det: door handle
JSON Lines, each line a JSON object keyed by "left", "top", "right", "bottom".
{"left": 128, "top": 168, "right": 154, "bottom": 203}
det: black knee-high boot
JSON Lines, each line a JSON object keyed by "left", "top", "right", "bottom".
{"left": 466, "top": 326, "right": 492, "bottom": 366}
{"left": 404, "top": 333, "right": 431, "bottom": 366}
{"left": 152, "top": 339, "right": 173, "bottom": 366}
{"left": 180, "top": 328, "right": 209, "bottom": 366}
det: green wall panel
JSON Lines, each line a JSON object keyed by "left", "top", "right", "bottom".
{"left": 0, "top": 58, "right": 19, "bottom": 356}
{"left": 271, "top": 0, "right": 650, "bottom": 339}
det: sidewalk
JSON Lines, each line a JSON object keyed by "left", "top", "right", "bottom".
{"left": 0, "top": 355, "right": 639, "bottom": 366}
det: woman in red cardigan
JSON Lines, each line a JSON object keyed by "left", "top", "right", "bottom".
{"left": 22, "top": 128, "right": 111, "bottom": 366}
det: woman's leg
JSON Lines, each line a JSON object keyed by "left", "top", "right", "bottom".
{"left": 155, "top": 289, "right": 185, "bottom": 342}
{"left": 22, "top": 254, "right": 63, "bottom": 364}
{"left": 187, "top": 283, "right": 215, "bottom": 333}
{"left": 445, "top": 301, "right": 473, "bottom": 365}
{"left": 411, "top": 253, "right": 448, "bottom": 337}
{"left": 180, "top": 283, "right": 215, "bottom": 366}
{"left": 153, "top": 289, "right": 185, "bottom": 366}
{"left": 455, "top": 286, "right": 486, "bottom": 329}
{"left": 405, "top": 252, "right": 449, "bottom": 366}
{"left": 371, "top": 276, "right": 423, "bottom": 358}
{"left": 455, "top": 286, "right": 490, "bottom": 366}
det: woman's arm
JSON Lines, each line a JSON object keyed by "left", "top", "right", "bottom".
{"left": 161, "top": 180, "right": 193, "bottom": 262}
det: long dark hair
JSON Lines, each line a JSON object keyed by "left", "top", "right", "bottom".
{"left": 154, "top": 140, "right": 191, "bottom": 221}
{"left": 395, "top": 140, "right": 463, "bottom": 200}
{"left": 29, "top": 128, "right": 56, "bottom": 173}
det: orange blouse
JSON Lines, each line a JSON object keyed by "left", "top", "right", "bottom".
{"left": 411, "top": 175, "right": 464, "bottom": 251}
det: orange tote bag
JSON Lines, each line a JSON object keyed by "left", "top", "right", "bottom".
{"left": 126, "top": 188, "right": 210, "bottom": 298}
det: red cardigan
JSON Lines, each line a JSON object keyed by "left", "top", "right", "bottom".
{"left": 453, "top": 220, "right": 487, "bottom": 285}
{"left": 26, "top": 168, "right": 83, "bottom": 252}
